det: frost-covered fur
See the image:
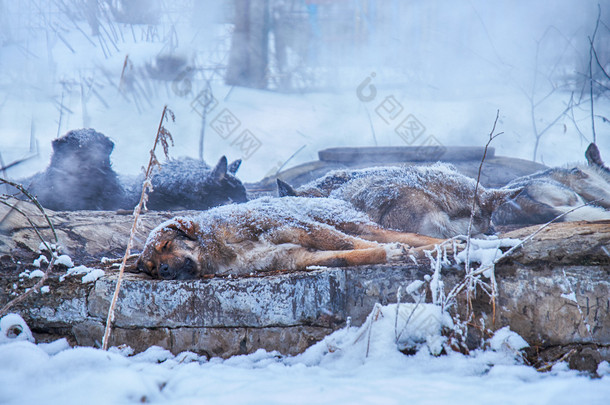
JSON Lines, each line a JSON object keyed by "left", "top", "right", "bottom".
{"left": 278, "top": 163, "right": 520, "bottom": 238}
{"left": 21, "top": 128, "right": 247, "bottom": 211}
{"left": 493, "top": 143, "right": 610, "bottom": 225}
{"left": 123, "top": 156, "right": 247, "bottom": 210}
{"left": 23, "top": 129, "right": 125, "bottom": 211}
{"left": 137, "top": 196, "right": 448, "bottom": 279}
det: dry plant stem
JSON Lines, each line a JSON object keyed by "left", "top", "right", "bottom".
{"left": 101, "top": 254, "right": 139, "bottom": 265}
{"left": 394, "top": 286, "right": 401, "bottom": 341}
{"left": 0, "top": 200, "right": 50, "bottom": 250}
{"left": 589, "top": 5, "right": 601, "bottom": 144}
{"left": 396, "top": 290, "right": 425, "bottom": 343}
{"left": 536, "top": 348, "right": 577, "bottom": 372}
{"left": 464, "top": 110, "right": 502, "bottom": 314}
{"left": 0, "top": 192, "right": 57, "bottom": 316}
{"left": 102, "top": 105, "right": 173, "bottom": 350}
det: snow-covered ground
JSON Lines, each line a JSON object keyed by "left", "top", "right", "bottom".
{"left": 1, "top": 310, "right": 609, "bottom": 405}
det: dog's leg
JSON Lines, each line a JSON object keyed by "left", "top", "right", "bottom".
{"left": 269, "top": 226, "right": 381, "bottom": 251}
{"left": 355, "top": 224, "right": 446, "bottom": 247}
{"left": 293, "top": 245, "right": 405, "bottom": 268}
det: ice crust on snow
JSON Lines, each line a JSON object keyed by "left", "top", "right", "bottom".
{"left": 81, "top": 269, "right": 105, "bottom": 283}
{"left": 55, "top": 255, "right": 74, "bottom": 268}
{"left": 456, "top": 237, "right": 521, "bottom": 268}
{"left": 60, "top": 265, "right": 105, "bottom": 283}
{"left": 489, "top": 326, "right": 530, "bottom": 352}
{"left": 28, "top": 270, "right": 44, "bottom": 279}
{"left": 32, "top": 255, "right": 48, "bottom": 268}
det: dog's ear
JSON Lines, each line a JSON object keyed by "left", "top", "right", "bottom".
{"left": 277, "top": 179, "right": 298, "bottom": 197}
{"left": 482, "top": 187, "right": 523, "bottom": 211}
{"left": 585, "top": 143, "right": 604, "bottom": 168}
{"left": 211, "top": 156, "right": 228, "bottom": 181}
{"left": 228, "top": 159, "right": 242, "bottom": 175}
{"left": 165, "top": 217, "right": 198, "bottom": 241}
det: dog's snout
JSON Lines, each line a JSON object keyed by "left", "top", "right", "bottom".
{"left": 136, "top": 259, "right": 146, "bottom": 273}
{"left": 159, "top": 263, "right": 173, "bottom": 279}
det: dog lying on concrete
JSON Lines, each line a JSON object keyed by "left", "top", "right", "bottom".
{"left": 277, "top": 163, "right": 521, "bottom": 238}
{"left": 493, "top": 143, "right": 610, "bottom": 225}
{"left": 137, "top": 196, "right": 449, "bottom": 279}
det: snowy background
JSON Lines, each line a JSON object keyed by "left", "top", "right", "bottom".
{"left": 1, "top": 1, "right": 609, "bottom": 183}
{"left": 2, "top": 1, "right": 610, "bottom": 403}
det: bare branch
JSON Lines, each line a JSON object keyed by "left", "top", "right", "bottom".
{"left": 0, "top": 178, "right": 58, "bottom": 244}
{"left": 464, "top": 110, "right": 502, "bottom": 314}
{"left": 0, "top": 194, "right": 58, "bottom": 317}
{"left": 588, "top": 4, "right": 602, "bottom": 144}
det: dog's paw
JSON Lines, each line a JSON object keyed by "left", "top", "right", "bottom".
{"left": 383, "top": 243, "right": 408, "bottom": 263}
{"left": 443, "top": 241, "right": 467, "bottom": 256}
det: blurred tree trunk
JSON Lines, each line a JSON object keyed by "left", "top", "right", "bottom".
{"left": 85, "top": 0, "right": 100, "bottom": 36}
{"left": 226, "top": 0, "right": 269, "bottom": 89}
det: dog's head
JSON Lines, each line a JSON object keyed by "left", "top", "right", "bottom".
{"left": 478, "top": 187, "right": 524, "bottom": 233}
{"left": 51, "top": 129, "right": 114, "bottom": 172}
{"left": 137, "top": 218, "right": 201, "bottom": 280}
{"left": 208, "top": 156, "right": 248, "bottom": 204}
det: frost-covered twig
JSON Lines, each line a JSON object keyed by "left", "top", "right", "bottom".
{"left": 0, "top": 178, "right": 58, "bottom": 243}
{"left": 588, "top": 5, "right": 602, "bottom": 143}
{"left": 394, "top": 286, "right": 402, "bottom": 341}
{"left": 0, "top": 199, "right": 48, "bottom": 250}
{"left": 102, "top": 105, "right": 174, "bottom": 350}
{"left": 101, "top": 254, "right": 139, "bottom": 265}
{"left": 464, "top": 110, "right": 502, "bottom": 314}
{"left": 536, "top": 348, "right": 577, "bottom": 372}
{"left": 444, "top": 200, "right": 601, "bottom": 309}
{"left": 395, "top": 287, "right": 425, "bottom": 343}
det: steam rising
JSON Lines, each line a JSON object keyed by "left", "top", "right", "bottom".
{"left": 0, "top": 1, "right": 607, "bottom": 182}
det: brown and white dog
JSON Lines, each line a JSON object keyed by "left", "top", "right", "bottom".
{"left": 137, "top": 196, "right": 449, "bottom": 279}
{"left": 277, "top": 163, "right": 522, "bottom": 238}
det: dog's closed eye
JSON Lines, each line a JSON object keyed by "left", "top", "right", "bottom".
{"left": 156, "top": 241, "right": 172, "bottom": 253}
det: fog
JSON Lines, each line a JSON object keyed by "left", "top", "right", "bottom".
{"left": 1, "top": 0, "right": 608, "bottom": 182}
